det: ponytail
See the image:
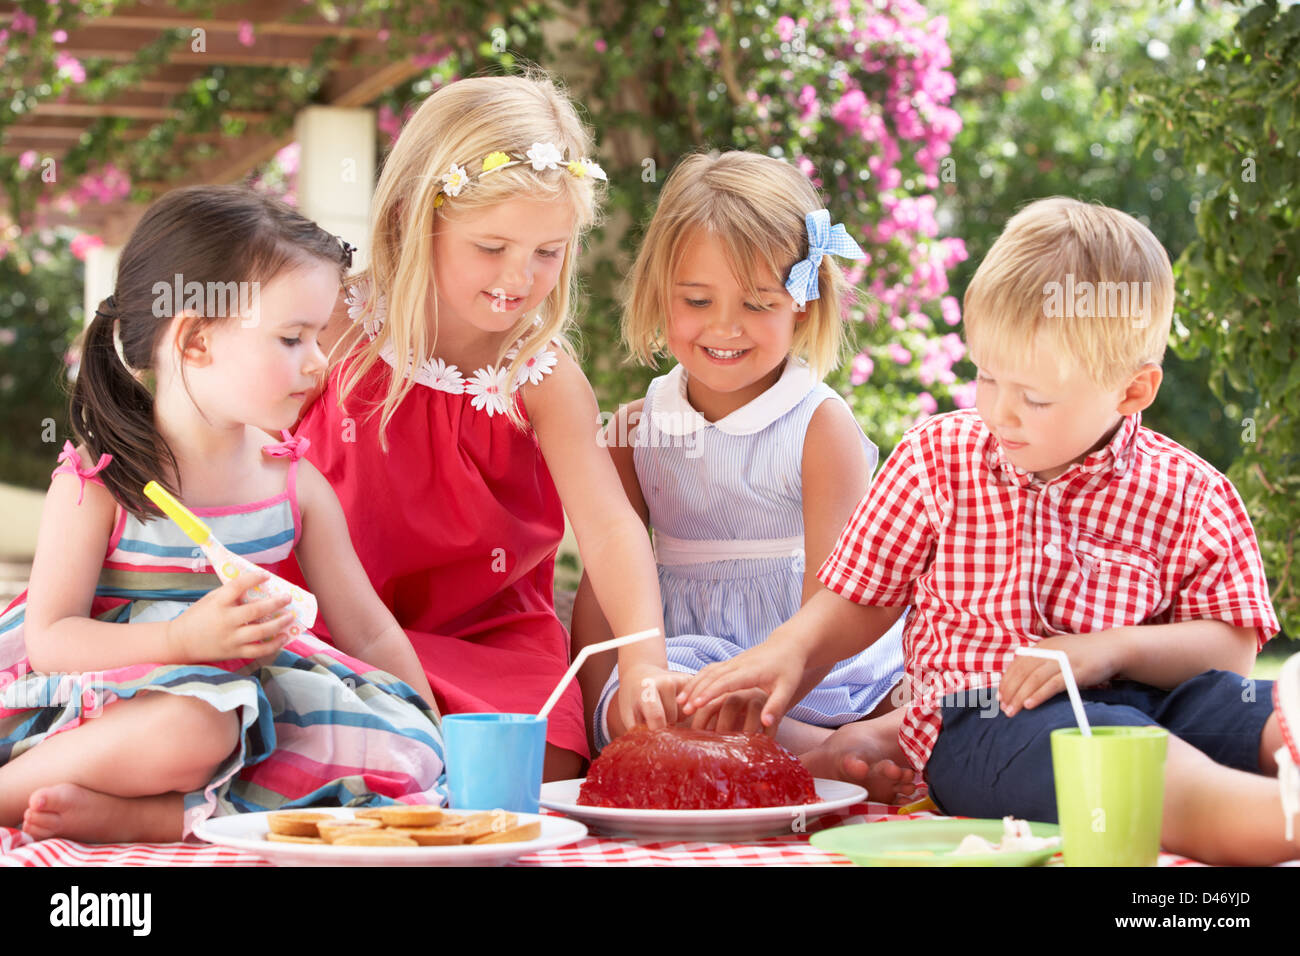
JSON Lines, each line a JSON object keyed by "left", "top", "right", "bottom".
{"left": 68, "top": 295, "right": 177, "bottom": 519}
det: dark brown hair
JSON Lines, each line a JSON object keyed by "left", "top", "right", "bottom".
{"left": 70, "top": 185, "right": 350, "bottom": 518}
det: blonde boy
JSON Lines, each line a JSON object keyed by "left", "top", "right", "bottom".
{"left": 679, "top": 198, "right": 1300, "bottom": 865}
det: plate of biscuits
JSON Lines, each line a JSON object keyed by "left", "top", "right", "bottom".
{"left": 193, "top": 804, "right": 588, "bottom": 866}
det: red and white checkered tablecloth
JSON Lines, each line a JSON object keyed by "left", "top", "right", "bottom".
{"left": 0, "top": 801, "right": 1207, "bottom": 867}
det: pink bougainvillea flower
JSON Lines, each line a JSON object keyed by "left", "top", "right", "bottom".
{"left": 940, "top": 295, "right": 961, "bottom": 326}
{"left": 950, "top": 381, "right": 977, "bottom": 409}
{"left": 54, "top": 53, "right": 85, "bottom": 84}
{"left": 850, "top": 352, "right": 874, "bottom": 386}
{"left": 69, "top": 233, "right": 105, "bottom": 261}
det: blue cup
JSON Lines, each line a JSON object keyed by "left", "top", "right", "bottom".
{"left": 442, "top": 713, "right": 547, "bottom": 813}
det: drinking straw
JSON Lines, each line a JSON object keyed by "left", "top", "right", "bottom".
{"left": 1013, "top": 646, "right": 1091, "bottom": 736}
{"left": 538, "top": 628, "right": 661, "bottom": 720}
{"left": 897, "top": 796, "right": 938, "bottom": 815}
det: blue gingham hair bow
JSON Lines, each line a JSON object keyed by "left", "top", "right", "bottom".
{"left": 784, "top": 209, "right": 866, "bottom": 309}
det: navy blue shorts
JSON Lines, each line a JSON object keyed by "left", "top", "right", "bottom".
{"left": 924, "top": 670, "right": 1275, "bottom": 823}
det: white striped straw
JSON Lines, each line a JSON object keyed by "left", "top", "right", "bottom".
{"left": 538, "top": 628, "right": 661, "bottom": 721}
{"left": 1014, "top": 647, "right": 1092, "bottom": 736}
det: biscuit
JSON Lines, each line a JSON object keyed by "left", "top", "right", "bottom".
{"left": 317, "top": 819, "right": 384, "bottom": 843}
{"left": 399, "top": 825, "right": 472, "bottom": 846}
{"left": 267, "top": 811, "right": 334, "bottom": 837}
{"left": 332, "top": 831, "right": 419, "bottom": 847}
{"left": 377, "top": 804, "right": 444, "bottom": 827}
{"left": 444, "top": 812, "right": 505, "bottom": 842}
{"left": 470, "top": 821, "right": 542, "bottom": 844}
{"left": 353, "top": 808, "right": 387, "bottom": 821}
{"left": 266, "top": 833, "right": 326, "bottom": 844}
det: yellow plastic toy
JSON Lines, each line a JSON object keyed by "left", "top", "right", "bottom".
{"left": 143, "top": 480, "right": 317, "bottom": 632}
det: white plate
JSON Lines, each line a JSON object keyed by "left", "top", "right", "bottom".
{"left": 539, "top": 778, "right": 866, "bottom": 842}
{"left": 194, "top": 808, "right": 587, "bottom": 867}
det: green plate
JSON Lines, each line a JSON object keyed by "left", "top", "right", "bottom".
{"left": 810, "top": 819, "right": 1062, "bottom": 867}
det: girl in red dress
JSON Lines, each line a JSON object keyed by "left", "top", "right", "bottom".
{"left": 281, "top": 73, "right": 677, "bottom": 778}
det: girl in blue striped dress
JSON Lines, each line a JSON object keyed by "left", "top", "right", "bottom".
{"left": 571, "top": 151, "right": 911, "bottom": 796}
{"left": 0, "top": 186, "right": 445, "bottom": 844}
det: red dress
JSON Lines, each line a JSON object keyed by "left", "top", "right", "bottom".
{"left": 275, "top": 332, "right": 587, "bottom": 760}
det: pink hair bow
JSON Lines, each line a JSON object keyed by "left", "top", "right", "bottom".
{"left": 55, "top": 440, "right": 112, "bottom": 506}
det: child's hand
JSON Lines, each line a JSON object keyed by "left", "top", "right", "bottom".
{"left": 997, "top": 631, "right": 1124, "bottom": 717}
{"left": 618, "top": 663, "right": 689, "bottom": 731}
{"left": 167, "top": 570, "right": 297, "bottom": 664}
{"left": 688, "top": 687, "right": 769, "bottom": 734}
{"left": 677, "top": 639, "right": 807, "bottom": 733}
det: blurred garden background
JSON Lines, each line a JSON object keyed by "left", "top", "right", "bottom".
{"left": 0, "top": 0, "right": 1295, "bottom": 660}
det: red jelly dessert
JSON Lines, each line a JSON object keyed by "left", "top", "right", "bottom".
{"left": 578, "top": 726, "right": 819, "bottom": 809}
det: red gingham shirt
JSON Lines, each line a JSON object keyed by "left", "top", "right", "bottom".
{"left": 818, "top": 409, "right": 1280, "bottom": 771}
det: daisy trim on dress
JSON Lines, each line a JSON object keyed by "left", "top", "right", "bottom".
{"left": 504, "top": 344, "right": 560, "bottom": 386}
{"left": 355, "top": 280, "right": 560, "bottom": 412}
{"left": 465, "top": 365, "right": 511, "bottom": 417}
{"left": 377, "top": 339, "right": 560, "bottom": 411}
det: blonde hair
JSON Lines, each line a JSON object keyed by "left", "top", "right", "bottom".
{"left": 963, "top": 197, "right": 1174, "bottom": 389}
{"left": 336, "top": 68, "right": 604, "bottom": 441}
{"left": 622, "top": 150, "right": 852, "bottom": 380}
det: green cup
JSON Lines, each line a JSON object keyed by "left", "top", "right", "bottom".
{"left": 1050, "top": 726, "right": 1168, "bottom": 866}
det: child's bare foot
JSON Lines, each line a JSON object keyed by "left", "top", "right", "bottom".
{"left": 801, "top": 719, "right": 917, "bottom": 804}
{"left": 22, "top": 784, "right": 183, "bottom": 844}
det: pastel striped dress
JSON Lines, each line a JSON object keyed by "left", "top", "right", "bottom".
{"left": 0, "top": 438, "right": 446, "bottom": 839}
{"left": 593, "top": 359, "right": 906, "bottom": 749}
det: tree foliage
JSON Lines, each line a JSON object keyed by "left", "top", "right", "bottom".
{"left": 1124, "top": 0, "right": 1300, "bottom": 632}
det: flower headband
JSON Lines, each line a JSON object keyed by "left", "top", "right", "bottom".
{"left": 433, "top": 142, "right": 607, "bottom": 207}
{"left": 784, "top": 209, "right": 866, "bottom": 309}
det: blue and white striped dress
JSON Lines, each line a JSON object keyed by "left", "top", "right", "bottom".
{"left": 593, "top": 359, "right": 906, "bottom": 750}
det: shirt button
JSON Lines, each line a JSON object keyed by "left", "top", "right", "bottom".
{"left": 1049, "top": 485, "right": 1062, "bottom": 500}
{"left": 1044, "top": 543, "right": 1060, "bottom": 559}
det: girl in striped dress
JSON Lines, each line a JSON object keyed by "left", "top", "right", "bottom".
{"left": 571, "top": 151, "right": 911, "bottom": 797}
{"left": 0, "top": 186, "right": 445, "bottom": 844}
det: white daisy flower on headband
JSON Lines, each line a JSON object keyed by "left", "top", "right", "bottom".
{"left": 577, "top": 158, "right": 607, "bottom": 181}
{"left": 441, "top": 163, "right": 471, "bottom": 196}
{"left": 466, "top": 365, "right": 511, "bottom": 416}
{"left": 526, "top": 142, "right": 564, "bottom": 171}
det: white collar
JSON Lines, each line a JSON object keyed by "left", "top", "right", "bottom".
{"left": 652, "top": 358, "right": 819, "bottom": 436}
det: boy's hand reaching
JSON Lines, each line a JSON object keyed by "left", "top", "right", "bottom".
{"left": 997, "top": 632, "right": 1123, "bottom": 717}
{"left": 677, "top": 637, "right": 808, "bottom": 734}
{"left": 687, "top": 687, "right": 770, "bottom": 734}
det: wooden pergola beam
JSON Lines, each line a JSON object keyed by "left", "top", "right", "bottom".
{"left": 84, "top": 14, "right": 380, "bottom": 39}
{"left": 11, "top": 0, "right": 421, "bottom": 244}
{"left": 45, "top": 26, "right": 336, "bottom": 68}
{"left": 30, "top": 103, "right": 272, "bottom": 121}
{"left": 17, "top": 63, "right": 212, "bottom": 88}
{"left": 3, "top": 127, "right": 234, "bottom": 149}
{"left": 0, "top": 0, "right": 378, "bottom": 34}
